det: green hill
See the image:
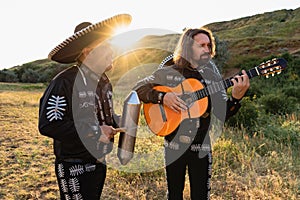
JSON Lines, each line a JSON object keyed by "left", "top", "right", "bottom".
{"left": 206, "top": 7, "right": 300, "bottom": 67}
{"left": 1, "top": 7, "right": 300, "bottom": 82}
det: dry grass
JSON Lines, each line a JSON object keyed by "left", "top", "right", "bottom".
{"left": 0, "top": 87, "right": 299, "bottom": 199}
{"left": 0, "top": 90, "right": 58, "bottom": 199}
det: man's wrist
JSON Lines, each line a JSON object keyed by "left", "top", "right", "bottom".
{"left": 231, "top": 96, "right": 241, "bottom": 104}
{"left": 157, "top": 92, "right": 165, "bottom": 104}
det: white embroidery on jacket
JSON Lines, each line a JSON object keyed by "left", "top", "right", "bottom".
{"left": 46, "top": 95, "right": 67, "bottom": 121}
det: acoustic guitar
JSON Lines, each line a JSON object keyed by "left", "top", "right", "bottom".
{"left": 143, "top": 58, "right": 287, "bottom": 136}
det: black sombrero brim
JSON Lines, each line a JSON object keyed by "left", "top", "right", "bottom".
{"left": 48, "top": 14, "right": 132, "bottom": 64}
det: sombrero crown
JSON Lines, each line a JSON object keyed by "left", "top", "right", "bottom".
{"left": 48, "top": 14, "right": 132, "bottom": 64}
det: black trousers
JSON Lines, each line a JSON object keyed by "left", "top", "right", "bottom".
{"left": 55, "top": 160, "right": 107, "bottom": 200}
{"left": 165, "top": 148, "right": 212, "bottom": 200}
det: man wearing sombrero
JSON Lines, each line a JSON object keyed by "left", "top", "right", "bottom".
{"left": 38, "top": 14, "right": 131, "bottom": 199}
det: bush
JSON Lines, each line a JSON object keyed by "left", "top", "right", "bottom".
{"left": 214, "top": 36, "right": 229, "bottom": 70}
{"left": 259, "top": 93, "right": 297, "bottom": 114}
{"left": 21, "top": 69, "right": 40, "bottom": 83}
{"left": 261, "top": 119, "right": 300, "bottom": 148}
{"left": 245, "top": 81, "right": 264, "bottom": 99}
{"left": 282, "top": 85, "right": 300, "bottom": 99}
{"left": 0, "top": 70, "right": 19, "bottom": 82}
{"left": 226, "top": 97, "right": 259, "bottom": 131}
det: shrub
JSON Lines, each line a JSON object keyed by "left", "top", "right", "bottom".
{"left": 261, "top": 119, "right": 300, "bottom": 148}
{"left": 282, "top": 85, "right": 300, "bottom": 99}
{"left": 21, "top": 69, "right": 40, "bottom": 83}
{"left": 0, "top": 70, "right": 19, "bottom": 82}
{"left": 259, "top": 93, "right": 297, "bottom": 114}
{"left": 226, "top": 97, "right": 259, "bottom": 131}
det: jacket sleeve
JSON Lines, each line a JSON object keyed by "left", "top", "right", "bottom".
{"left": 133, "top": 69, "right": 166, "bottom": 104}
{"left": 38, "top": 78, "right": 82, "bottom": 142}
{"left": 225, "top": 96, "right": 242, "bottom": 120}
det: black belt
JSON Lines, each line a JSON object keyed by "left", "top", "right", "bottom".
{"left": 62, "top": 158, "right": 86, "bottom": 163}
{"left": 164, "top": 140, "right": 211, "bottom": 152}
{"left": 61, "top": 157, "right": 104, "bottom": 163}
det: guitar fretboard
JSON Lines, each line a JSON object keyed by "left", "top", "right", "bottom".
{"left": 194, "top": 67, "right": 259, "bottom": 100}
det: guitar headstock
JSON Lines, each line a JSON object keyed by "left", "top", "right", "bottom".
{"left": 258, "top": 58, "right": 287, "bottom": 78}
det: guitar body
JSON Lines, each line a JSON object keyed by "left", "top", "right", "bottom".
{"left": 143, "top": 58, "right": 287, "bottom": 136}
{"left": 143, "top": 78, "right": 208, "bottom": 136}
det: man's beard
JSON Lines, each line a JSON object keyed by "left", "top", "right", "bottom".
{"left": 196, "top": 53, "right": 211, "bottom": 67}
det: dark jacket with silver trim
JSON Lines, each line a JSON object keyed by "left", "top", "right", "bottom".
{"left": 38, "top": 65, "right": 119, "bottom": 161}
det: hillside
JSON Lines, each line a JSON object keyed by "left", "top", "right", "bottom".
{"left": 112, "top": 7, "right": 300, "bottom": 80}
{"left": 1, "top": 7, "right": 299, "bottom": 82}
{"left": 206, "top": 7, "right": 300, "bottom": 67}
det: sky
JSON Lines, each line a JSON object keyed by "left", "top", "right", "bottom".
{"left": 0, "top": 0, "right": 299, "bottom": 69}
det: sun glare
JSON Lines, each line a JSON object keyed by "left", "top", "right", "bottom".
{"left": 111, "top": 27, "right": 140, "bottom": 50}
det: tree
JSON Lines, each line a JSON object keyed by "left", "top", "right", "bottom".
{"left": 0, "top": 69, "right": 19, "bottom": 82}
{"left": 21, "top": 69, "right": 40, "bottom": 83}
{"left": 213, "top": 36, "right": 230, "bottom": 71}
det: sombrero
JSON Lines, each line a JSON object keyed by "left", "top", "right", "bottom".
{"left": 48, "top": 14, "right": 132, "bottom": 64}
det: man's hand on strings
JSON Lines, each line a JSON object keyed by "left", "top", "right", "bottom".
{"left": 163, "top": 92, "right": 187, "bottom": 113}
{"left": 231, "top": 70, "right": 250, "bottom": 100}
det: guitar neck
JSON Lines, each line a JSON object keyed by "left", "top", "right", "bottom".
{"left": 223, "top": 67, "right": 260, "bottom": 89}
{"left": 195, "top": 67, "right": 260, "bottom": 100}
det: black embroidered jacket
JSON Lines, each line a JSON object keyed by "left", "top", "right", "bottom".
{"left": 38, "top": 64, "right": 119, "bottom": 161}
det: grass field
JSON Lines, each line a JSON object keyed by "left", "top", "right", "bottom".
{"left": 0, "top": 83, "right": 299, "bottom": 199}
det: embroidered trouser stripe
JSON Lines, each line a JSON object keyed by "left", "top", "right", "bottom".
{"left": 55, "top": 160, "right": 106, "bottom": 200}
{"left": 206, "top": 151, "right": 213, "bottom": 200}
